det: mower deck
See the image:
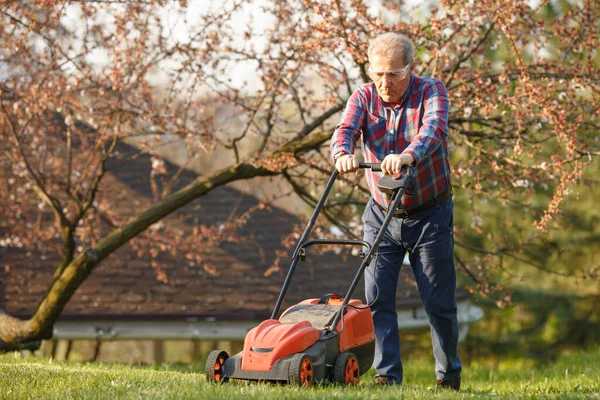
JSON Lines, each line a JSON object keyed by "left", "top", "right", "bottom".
{"left": 214, "top": 328, "right": 374, "bottom": 384}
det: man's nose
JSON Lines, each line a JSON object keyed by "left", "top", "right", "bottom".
{"left": 381, "top": 76, "right": 393, "bottom": 87}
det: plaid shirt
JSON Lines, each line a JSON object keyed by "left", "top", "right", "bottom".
{"left": 330, "top": 75, "right": 451, "bottom": 210}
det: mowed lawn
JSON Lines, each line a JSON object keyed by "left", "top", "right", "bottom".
{"left": 1, "top": 347, "right": 599, "bottom": 399}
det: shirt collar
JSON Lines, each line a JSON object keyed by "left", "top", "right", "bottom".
{"left": 401, "top": 74, "right": 415, "bottom": 105}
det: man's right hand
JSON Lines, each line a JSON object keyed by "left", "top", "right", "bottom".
{"left": 335, "top": 154, "right": 360, "bottom": 174}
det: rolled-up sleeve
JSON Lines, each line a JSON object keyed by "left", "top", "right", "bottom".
{"left": 402, "top": 80, "right": 449, "bottom": 165}
{"left": 330, "top": 89, "right": 366, "bottom": 161}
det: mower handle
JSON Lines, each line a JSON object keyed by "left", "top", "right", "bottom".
{"left": 271, "top": 161, "right": 414, "bottom": 321}
{"left": 358, "top": 163, "right": 414, "bottom": 177}
{"left": 358, "top": 162, "right": 381, "bottom": 171}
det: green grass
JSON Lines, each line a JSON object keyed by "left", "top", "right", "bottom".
{"left": 1, "top": 348, "right": 599, "bottom": 399}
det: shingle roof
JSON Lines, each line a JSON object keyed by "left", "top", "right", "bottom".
{"left": 0, "top": 142, "right": 468, "bottom": 321}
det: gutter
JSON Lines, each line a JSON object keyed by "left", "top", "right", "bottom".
{"left": 50, "top": 299, "right": 483, "bottom": 341}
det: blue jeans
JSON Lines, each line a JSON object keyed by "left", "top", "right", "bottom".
{"left": 362, "top": 197, "right": 462, "bottom": 383}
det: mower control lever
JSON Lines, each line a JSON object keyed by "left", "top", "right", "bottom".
{"left": 378, "top": 172, "right": 412, "bottom": 200}
{"left": 294, "top": 239, "right": 373, "bottom": 261}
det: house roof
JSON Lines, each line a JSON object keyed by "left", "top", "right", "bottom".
{"left": 0, "top": 142, "right": 468, "bottom": 322}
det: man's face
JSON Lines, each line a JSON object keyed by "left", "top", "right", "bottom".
{"left": 369, "top": 53, "right": 413, "bottom": 105}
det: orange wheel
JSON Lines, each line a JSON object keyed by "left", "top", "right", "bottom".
{"left": 289, "top": 353, "right": 313, "bottom": 386}
{"left": 334, "top": 352, "right": 359, "bottom": 385}
{"left": 206, "top": 350, "right": 229, "bottom": 383}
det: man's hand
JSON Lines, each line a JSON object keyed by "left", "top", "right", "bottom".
{"left": 335, "top": 154, "right": 360, "bottom": 174}
{"left": 381, "top": 154, "right": 414, "bottom": 175}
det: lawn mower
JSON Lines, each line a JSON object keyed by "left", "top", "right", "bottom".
{"left": 206, "top": 163, "right": 414, "bottom": 386}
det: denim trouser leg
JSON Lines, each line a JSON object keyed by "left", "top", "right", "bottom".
{"left": 405, "top": 198, "right": 462, "bottom": 381}
{"left": 362, "top": 197, "right": 462, "bottom": 382}
{"left": 363, "top": 199, "right": 406, "bottom": 383}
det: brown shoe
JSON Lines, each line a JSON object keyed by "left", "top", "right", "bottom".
{"left": 436, "top": 376, "right": 461, "bottom": 391}
{"left": 375, "top": 376, "right": 401, "bottom": 385}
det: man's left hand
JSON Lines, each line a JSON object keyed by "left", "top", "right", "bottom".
{"left": 381, "top": 154, "right": 415, "bottom": 175}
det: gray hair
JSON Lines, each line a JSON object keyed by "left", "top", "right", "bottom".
{"left": 368, "top": 33, "right": 414, "bottom": 66}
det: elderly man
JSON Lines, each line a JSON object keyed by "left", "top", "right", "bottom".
{"left": 330, "top": 32, "right": 462, "bottom": 390}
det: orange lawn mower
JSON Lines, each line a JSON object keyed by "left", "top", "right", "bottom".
{"left": 205, "top": 163, "right": 414, "bottom": 386}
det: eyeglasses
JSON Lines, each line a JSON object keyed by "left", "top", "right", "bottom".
{"left": 368, "top": 63, "right": 412, "bottom": 82}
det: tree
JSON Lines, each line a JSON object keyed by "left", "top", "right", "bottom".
{"left": 0, "top": 0, "right": 598, "bottom": 350}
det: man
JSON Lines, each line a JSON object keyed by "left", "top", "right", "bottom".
{"left": 330, "top": 32, "right": 462, "bottom": 390}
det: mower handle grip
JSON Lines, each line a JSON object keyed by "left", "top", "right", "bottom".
{"left": 358, "top": 163, "right": 413, "bottom": 177}
{"left": 358, "top": 162, "right": 381, "bottom": 171}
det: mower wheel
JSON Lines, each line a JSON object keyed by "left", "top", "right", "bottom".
{"left": 333, "top": 352, "right": 359, "bottom": 386}
{"left": 205, "top": 350, "right": 229, "bottom": 383}
{"left": 288, "top": 353, "right": 313, "bottom": 386}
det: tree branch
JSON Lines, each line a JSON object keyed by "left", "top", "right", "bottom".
{"left": 1, "top": 105, "right": 70, "bottom": 231}
{"left": 445, "top": 22, "right": 495, "bottom": 88}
